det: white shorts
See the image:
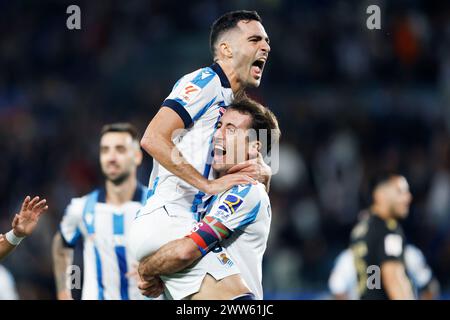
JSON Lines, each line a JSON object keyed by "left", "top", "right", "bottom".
{"left": 128, "top": 203, "right": 240, "bottom": 300}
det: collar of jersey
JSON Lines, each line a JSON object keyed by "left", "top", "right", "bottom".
{"left": 96, "top": 183, "right": 145, "bottom": 204}
{"left": 210, "top": 63, "right": 231, "bottom": 89}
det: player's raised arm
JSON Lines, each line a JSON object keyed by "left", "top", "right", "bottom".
{"left": 141, "top": 107, "right": 255, "bottom": 195}
{"left": 0, "top": 196, "right": 48, "bottom": 261}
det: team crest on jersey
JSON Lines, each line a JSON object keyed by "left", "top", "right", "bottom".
{"left": 216, "top": 194, "right": 243, "bottom": 221}
{"left": 179, "top": 82, "right": 201, "bottom": 103}
{"left": 217, "top": 252, "right": 234, "bottom": 267}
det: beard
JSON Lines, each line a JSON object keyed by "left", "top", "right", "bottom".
{"left": 105, "top": 170, "right": 131, "bottom": 186}
{"left": 390, "top": 205, "right": 408, "bottom": 220}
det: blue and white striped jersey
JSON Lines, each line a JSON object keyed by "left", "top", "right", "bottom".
{"left": 206, "top": 183, "right": 272, "bottom": 300}
{"left": 142, "top": 63, "right": 234, "bottom": 220}
{"left": 59, "top": 184, "right": 147, "bottom": 300}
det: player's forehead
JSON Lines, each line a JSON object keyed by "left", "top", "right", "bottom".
{"left": 220, "top": 109, "right": 252, "bottom": 129}
{"left": 100, "top": 131, "right": 133, "bottom": 146}
{"left": 392, "top": 176, "right": 409, "bottom": 192}
{"left": 236, "top": 20, "right": 268, "bottom": 39}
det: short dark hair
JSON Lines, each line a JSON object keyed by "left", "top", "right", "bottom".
{"left": 210, "top": 10, "right": 262, "bottom": 57}
{"left": 228, "top": 97, "right": 280, "bottom": 155}
{"left": 370, "top": 172, "right": 400, "bottom": 193}
{"left": 364, "top": 172, "right": 402, "bottom": 205}
{"left": 100, "top": 122, "right": 139, "bottom": 141}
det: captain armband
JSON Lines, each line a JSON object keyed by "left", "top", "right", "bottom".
{"left": 187, "top": 216, "right": 231, "bottom": 256}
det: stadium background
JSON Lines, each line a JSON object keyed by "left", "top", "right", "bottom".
{"left": 1, "top": 0, "right": 449, "bottom": 299}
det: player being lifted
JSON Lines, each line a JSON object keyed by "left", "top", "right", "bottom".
{"left": 130, "top": 10, "right": 272, "bottom": 299}
{"left": 0, "top": 195, "right": 48, "bottom": 261}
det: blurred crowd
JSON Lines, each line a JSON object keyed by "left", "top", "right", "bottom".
{"left": 1, "top": 0, "right": 450, "bottom": 299}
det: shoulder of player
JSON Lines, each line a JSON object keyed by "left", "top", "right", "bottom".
{"left": 65, "top": 189, "right": 99, "bottom": 213}
{"left": 226, "top": 183, "right": 269, "bottom": 205}
{"left": 0, "top": 265, "right": 15, "bottom": 286}
{"left": 338, "top": 248, "right": 354, "bottom": 262}
{"left": 367, "top": 215, "right": 391, "bottom": 234}
{"left": 404, "top": 244, "right": 423, "bottom": 264}
{"left": 65, "top": 196, "right": 87, "bottom": 210}
{"left": 0, "top": 264, "right": 8, "bottom": 277}
{"left": 181, "top": 67, "right": 222, "bottom": 88}
{"left": 366, "top": 217, "right": 405, "bottom": 250}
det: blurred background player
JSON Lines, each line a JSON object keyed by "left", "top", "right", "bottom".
{"left": 1, "top": 196, "right": 48, "bottom": 261}
{"left": 0, "top": 264, "right": 19, "bottom": 300}
{"left": 52, "top": 123, "right": 147, "bottom": 300}
{"left": 130, "top": 10, "right": 272, "bottom": 299}
{"left": 138, "top": 98, "right": 280, "bottom": 300}
{"left": 329, "top": 244, "right": 440, "bottom": 300}
{"left": 350, "top": 174, "right": 414, "bottom": 299}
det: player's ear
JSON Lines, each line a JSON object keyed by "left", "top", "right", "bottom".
{"left": 135, "top": 144, "right": 143, "bottom": 166}
{"left": 372, "top": 188, "right": 383, "bottom": 204}
{"left": 248, "top": 141, "right": 261, "bottom": 160}
{"left": 218, "top": 41, "right": 233, "bottom": 59}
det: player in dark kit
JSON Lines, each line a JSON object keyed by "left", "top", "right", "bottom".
{"left": 350, "top": 174, "right": 415, "bottom": 300}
